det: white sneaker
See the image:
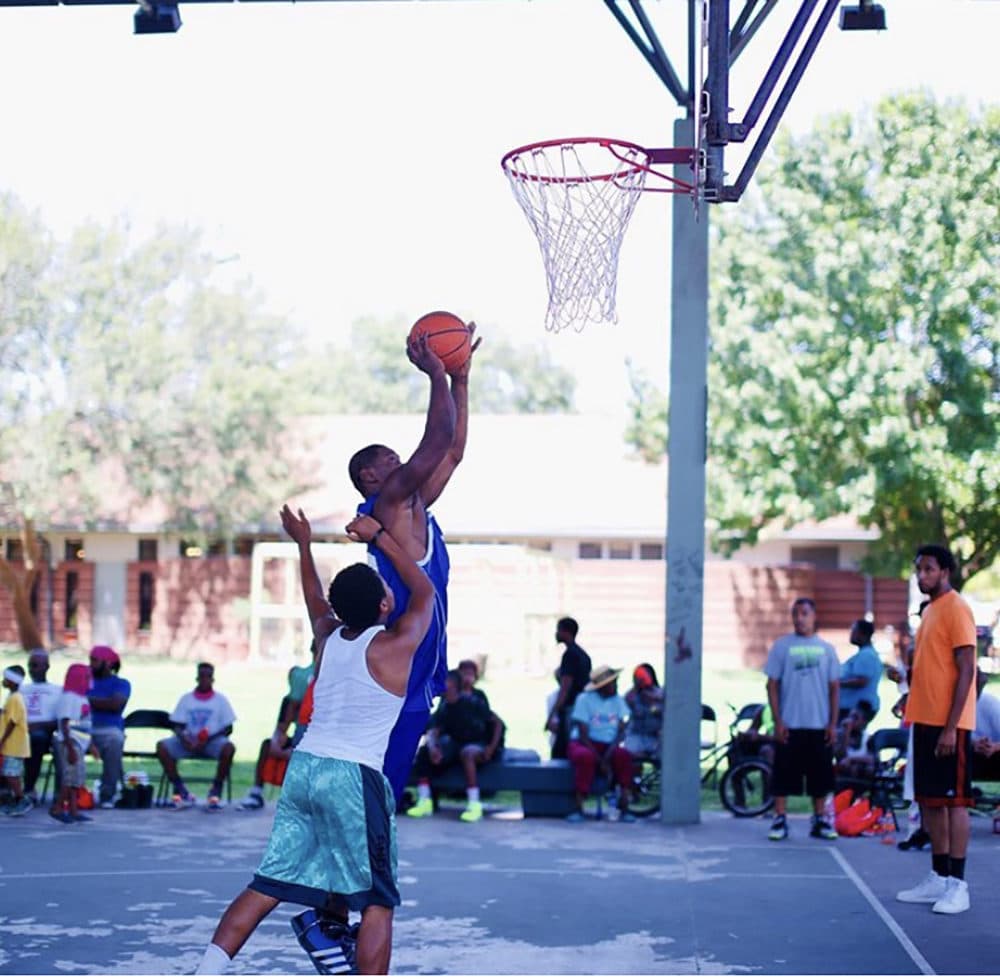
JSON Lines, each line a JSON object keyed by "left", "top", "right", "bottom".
{"left": 236, "top": 791, "right": 265, "bottom": 811}
{"left": 896, "top": 871, "right": 948, "bottom": 904}
{"left": 932, "top": 878, "right": 970, "bottom": 915}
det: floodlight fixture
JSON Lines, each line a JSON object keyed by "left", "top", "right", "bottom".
{"left": 839, "top": 2, "right": 887, "bottom": 31}
{"left": 134, "top": 0, "right": 181, "bottom": 35}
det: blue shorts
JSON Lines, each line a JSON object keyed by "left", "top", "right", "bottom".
{"left": 251, "top": 751, "right": 399, "bottom": 912}
{"left": 1, "top": 756, "right": 25, "bottom": 778}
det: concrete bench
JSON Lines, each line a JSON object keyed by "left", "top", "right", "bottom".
{"left": 416, "top": 747, "right": 576, "bottom": 818}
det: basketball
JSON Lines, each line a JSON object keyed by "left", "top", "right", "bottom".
{"left": 408, "top": 310, "right": 471, "bottom": 373}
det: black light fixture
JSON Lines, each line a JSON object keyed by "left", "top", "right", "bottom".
{"left": 134, "top": 0, "right": 182, "bottom": 34}
{"left": 839, "top": 1, "right": 887, "bottom": 31}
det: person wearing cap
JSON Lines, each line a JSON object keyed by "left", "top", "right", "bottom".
{"left": 88, "top": 645, "right": 132, "bottom": 809}
{"left": 566, "top": 665, "right": 635, "bottom": 823}
{"left": 22, "top": 649, "right": 63, "bottom": 804}
{"left": 1, "top": 665, "right": 32, "bottom": 816}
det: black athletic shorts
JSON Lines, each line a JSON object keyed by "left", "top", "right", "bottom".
{"left": 912, "top": 723, "right": 973, "bottom": 808}
{"left": 770, "top": 728, "right": 834, "bottom": 799}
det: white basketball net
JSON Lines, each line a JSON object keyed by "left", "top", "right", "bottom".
{"left": 502, "top": 140, "right": 649, "bottom": 333}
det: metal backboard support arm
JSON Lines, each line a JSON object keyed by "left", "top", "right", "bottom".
{"left": 725, "top": 0, "right": 839, "bottom": 200}
{"left": 604, "top": 0, "right": 689, "bottom": 106}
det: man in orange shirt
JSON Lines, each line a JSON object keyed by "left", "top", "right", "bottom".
{"left": 896, "top": 545, "right": 977, "bottom": 915}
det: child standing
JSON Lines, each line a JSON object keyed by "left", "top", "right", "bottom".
{"left": 51, "top": 663, "right": 93, "bottom": 824}
{"left": 1, "top": 665, "right": 32, "bottom": 816}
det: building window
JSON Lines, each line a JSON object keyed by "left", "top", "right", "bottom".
{"left": 179, "top": 540, "right": 203, "bottom": 558}
{"left": 138, "top": 539, "right": 158, "bottom": 562}
{"left": 207, "top": 539, "right": 227, "bottom": 557}
{"left": 65, "top": 571, "right": 79, "bottom": 630}
{"left": 790, "top": 545, "right": 840, "bottom": 570}
{"left": 6, "top": 540, "right": 23, "bottom": 562}
{"left": 138, "top": 571, "right": 155, "bottom": 631}
{"left": 639, "top": 542, "right": 664, "bottom": 560}
{"left": 578, "top": 542, "right": 603, "bottom": 560}
{"left": 608, "top": 542, "right": 633, "bottom": 560}
{"left": 233, "top": 537, "right": 255, "bottom": 557}
{"left": 64, "top": 539, "right": 84, "bottom": 561}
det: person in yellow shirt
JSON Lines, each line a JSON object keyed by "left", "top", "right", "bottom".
{"left": 896, "top": 545, "right": 977, "bottom": 916}
{"left": 1, "top": 665, "right": 32, "bottom": 817}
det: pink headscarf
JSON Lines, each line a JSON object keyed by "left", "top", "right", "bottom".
{"left": 64, "top": 663, "right": 92, "bottom": 695}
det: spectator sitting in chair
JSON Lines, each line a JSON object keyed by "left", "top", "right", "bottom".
{"left": 408, "top": 668, "right": 505, "bottom": 823}
{"left": 623, "top": 663, "right": 663, "bottom": 759}
{"left": 566, "top": 665, "right": 635, "bottom": 824}
{"left": 22, "top": 649, "right": 62, "bottom": 805}
{"left": 833, "top": 701, "right": 877, "bottom": 780}
{"left": 157, "top": 662, "right": 237, "bottom": 812}
{"left": 838, "top": 619, "right": 882, "bottom": 725}
{"left": 237, "top": 641, "right": 318, "bottom": 811}
{"left": 87, "top": 645, "right": 131, "bottom": 810}
{"left": 972, "top": 669, "right": 1000, "bottom": 783}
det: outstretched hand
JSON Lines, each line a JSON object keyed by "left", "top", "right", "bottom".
{"left": 406, "top": 331, "right": 446, "bottom": 376}
{"left": 280, "top": 504, "right": 312, "bottom": 545}
{"left": 449, "top": 321, "right": 482, "bottom": 381}
{"left": 345, "top": 513, "right": 383, "bottom": 544}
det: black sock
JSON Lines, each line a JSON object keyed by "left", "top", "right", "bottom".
{"left": 932, "top": 853, "right": 950, "bottom": 877}
{"left": 949, "top": 857, "right": 966, "bottom": 881}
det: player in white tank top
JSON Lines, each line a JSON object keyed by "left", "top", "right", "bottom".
{"left": 197, "top": 507, "right": 435, "bottom": 977}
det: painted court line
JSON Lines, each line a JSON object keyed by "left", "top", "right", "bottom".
{"left": 830, "top": 848, "right": 935, "bottom": 976}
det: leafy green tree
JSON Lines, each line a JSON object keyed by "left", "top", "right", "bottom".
{"left": 302, "top": 315, "right": 576, "bottom": 413}
{"left": 626, "top": 93, "right": 999, "bottom": 589}
{"left": 0, "top": 195, "right": 314, "bottom": 650}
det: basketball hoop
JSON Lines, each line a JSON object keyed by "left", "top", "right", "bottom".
{"left": 501, "top": 137, "right": 696, "bottom": 333}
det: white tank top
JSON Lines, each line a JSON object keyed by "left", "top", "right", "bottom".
{"left": 296, "top": 624, "right": 405, "bottom": 772}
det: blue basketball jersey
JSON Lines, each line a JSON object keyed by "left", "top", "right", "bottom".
{"left": 357, "top": 495, "right": 449, "bottom": 713}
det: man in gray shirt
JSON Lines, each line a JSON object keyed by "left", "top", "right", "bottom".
{"left": 764, "top": 597, "right": 840, "bottom": 841}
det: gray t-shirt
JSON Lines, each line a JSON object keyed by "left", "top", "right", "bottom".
{"left": 764, "top": 632, "right": 839, "bottom": 730}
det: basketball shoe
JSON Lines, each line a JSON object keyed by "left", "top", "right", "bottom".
{"left": 291, "top": 908, "right": 359, "bottom": 975}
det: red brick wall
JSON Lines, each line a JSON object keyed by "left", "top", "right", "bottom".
{"left": 126, "top": 558, "right": 253, "bottom": 661}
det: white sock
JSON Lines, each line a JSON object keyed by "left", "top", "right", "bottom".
{"left": 467, "top": 787, "right": 480, "bottom": 804}
{"left": 417, "top": 782, "right": 431, "bottom": 801}
{"left": 195, "top": 942, "right": 231, "bottom": 974}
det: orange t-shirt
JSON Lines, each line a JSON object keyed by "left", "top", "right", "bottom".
{"left": 297, "top": 679, "right": 314, "bottom": 727}
{"left": 904, "top": 589, "right": 977, "bottom": 730}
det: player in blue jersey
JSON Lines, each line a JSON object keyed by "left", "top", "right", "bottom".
{"left": 348, "top": 324, "right": 479, "bottom": 806}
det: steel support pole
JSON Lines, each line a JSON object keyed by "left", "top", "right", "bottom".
{"left": 660, "top": 114, "right": 710, "bottom": 825}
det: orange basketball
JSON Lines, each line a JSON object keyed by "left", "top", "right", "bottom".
{"left": 409, "top": 310, "right": 471, "bottom": 373}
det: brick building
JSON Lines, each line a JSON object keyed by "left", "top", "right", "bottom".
{"left": 0, "top": 414, "right": 907, "bottom": 669}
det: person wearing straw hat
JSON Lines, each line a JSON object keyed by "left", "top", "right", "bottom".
{"left": 566, "top": 665, "right": 635, "bottom": 823}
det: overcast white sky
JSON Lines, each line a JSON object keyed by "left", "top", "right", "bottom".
{"left": 0, "top": 0, "right": 996, "bottom": 414}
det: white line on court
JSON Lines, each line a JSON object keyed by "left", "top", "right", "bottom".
{"left": 830, "top": 848, "right": 935, "bottom": 976}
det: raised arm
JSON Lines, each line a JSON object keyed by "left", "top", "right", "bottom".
{"left": 280, "top": 505, "right": 337, "bottom": 640}
{"left": 422, "top": 324, "right": 481, "bottom": 507}
{"left": 372, "top": 335, "right": 455, "bottom": 522}
{"left": 345, "top": 514, "right": 434, "bottom": 649}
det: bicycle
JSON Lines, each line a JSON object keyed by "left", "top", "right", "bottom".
{"left": 626, "top": 703, "right": 775, "bottom": 818}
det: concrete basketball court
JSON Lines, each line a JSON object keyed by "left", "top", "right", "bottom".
{"left": 1, "top": 802, "right": 998, "bottom": 975}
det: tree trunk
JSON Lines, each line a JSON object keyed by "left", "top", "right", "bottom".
{"left": 0, "top": 518, "right": 46, "bottom": 652}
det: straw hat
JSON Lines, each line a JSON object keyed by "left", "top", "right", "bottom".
{"left": 585, "top": 665, "right": 622, "bottom": 691}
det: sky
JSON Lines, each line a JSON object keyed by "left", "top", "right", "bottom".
{"left": 0, "top": 0, "right": 997, "bottom": 415}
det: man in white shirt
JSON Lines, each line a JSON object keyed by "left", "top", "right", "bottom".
{"left": 21, "top": 650, "right": 62, "bottom": 803}
{"left": 155, "top": 662, "right": 236, "bottom": 811}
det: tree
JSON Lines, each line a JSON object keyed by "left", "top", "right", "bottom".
{"left": 300, "top": 315, "right": 577, "bottom": 413}
{"left": 0, "top": 194, "right": 314, "bottom": 650}
{"left": 625, "top": 93, "right": 999, "bottom": 589}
